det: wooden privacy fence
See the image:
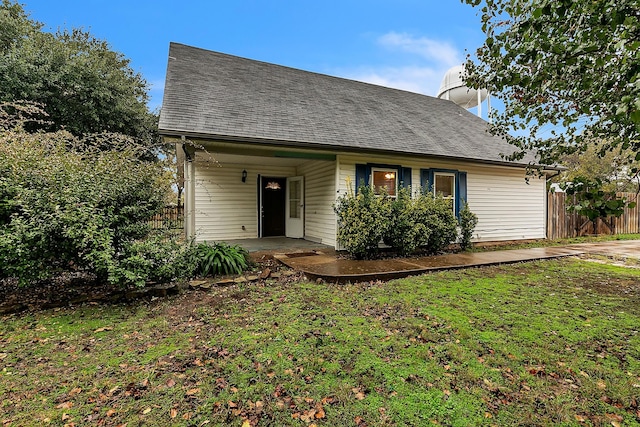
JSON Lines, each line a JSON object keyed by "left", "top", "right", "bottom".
{"left": 149, "top": 205, "right": 184, "bottom": 230}
{"left": 547, "top": 192, "right": 640, "bottom": 239}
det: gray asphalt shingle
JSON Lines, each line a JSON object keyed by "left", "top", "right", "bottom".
{"left": 159, "top": 42, "right": 535, "bottom": 166}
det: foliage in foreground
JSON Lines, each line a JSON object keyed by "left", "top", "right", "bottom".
{"left": 334, "top": 182, "right": 391, "bottom": 259}
{"left": 463, "top": 0, "right": 640, "bottom": 170}
{"left": 190, "top": 242, "right": 250, "bottom": 276}
{"left": 1, "top": 259, "right": 639, "bottom": 426}
{"left": 0, "top": 123, "right": 175, "bottom": 286}
{"left": 334, "top": 183, "right": 473, "bottom": 258}
{"left": 458, "top": 202, "right": 478, "bottom": 251}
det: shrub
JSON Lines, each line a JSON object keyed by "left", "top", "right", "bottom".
{"left": 383, "top": 187, "right": 431, "bottom": 256}
{"left": 458, "top": 202, "right": 478, "bottom": 251}
{"left": 334, "top": 179, "right": 464, "bottom": 258}
{"left": 189, "top": 242, "right": 250, "bottom": 277}
{"left": 114, "top": 236, "right": 196, "bottom": 287}
{"left": 413, "top": 190, "right": 459, "bottom": 255}
{"left": 0, "top": 124, "right": 171, "bottom": 285}
{"left": 334, "top": 181, "right": 391, "bottom": 259}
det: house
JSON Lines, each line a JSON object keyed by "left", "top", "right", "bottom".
{"left": 158, "top": 42, "right": 555, "bottom": 248}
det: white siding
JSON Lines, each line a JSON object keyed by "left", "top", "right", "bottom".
{"left": 297, "top": 160, "right": 336, "bottom": 246}
{"left": 337, "top": 153, "right": 546, "bottom": 242}
{"left": 193, "top": 157, "right": 296, "bottom": 242}
{"left": 193, "top": 149, "right": 545, "bottom": 246}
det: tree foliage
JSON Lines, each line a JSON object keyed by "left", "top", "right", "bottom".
{"left": 557, "top": 141, "right": 640, "bottom": 193}
{"left": 462, "top": 0, "right": 640, "bottom": 169}
{"left": 0, "top": 104, "right": 181, "bottom": 286}
{"left": 0, "top": 0, "right": 157, "bottom": 143}
{"left": 560, "top": 176, "right": 637, "bottom": 231}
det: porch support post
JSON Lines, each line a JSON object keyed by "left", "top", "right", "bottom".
{"left": 182, "top": 136, "right": 196, "bottom": 240}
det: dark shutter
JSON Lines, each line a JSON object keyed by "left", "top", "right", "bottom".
{"left": 400, "top": 167, "right": 412, "bottom": 189}
{"left": 355, "top": 164, "right": 370, "bottom": 193}
{"left": 420, "top": 169, "right": 434, "bottom": 193}
{"left": 456, "top": 171, "right": 467, "bottom": 217}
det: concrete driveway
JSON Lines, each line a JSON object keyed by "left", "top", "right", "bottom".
{"left": 565, "top": 240, "right": 640, "bottom": 259}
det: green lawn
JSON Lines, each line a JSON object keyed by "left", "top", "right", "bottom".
{"left": 2, "top": 258, "right": 640, "bottom": 426}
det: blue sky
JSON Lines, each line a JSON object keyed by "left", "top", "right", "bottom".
{"left": 23, "top": 0, "right": 487, "bottom": 113}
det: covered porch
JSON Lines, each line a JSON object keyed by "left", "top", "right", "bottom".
{"left": 180, "top": 139, "right": 338, "bottom": 247}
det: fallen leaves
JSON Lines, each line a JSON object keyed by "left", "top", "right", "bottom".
{"left": 186, "top": 388, "right": 200, "bottom": 396}
{"left": 352, "top": 387, "right": 366, "bottom": 400}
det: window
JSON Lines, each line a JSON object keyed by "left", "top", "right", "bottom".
{"left": 372, "top": 168, "right": 397, "bottom": 197}
{"left": 421, "top": 168, "right": 467, "bottom": 217}
{"left": 434, "top": 173, "right": 455, "bottom": 212}
{"left": 288, "top": 179, "right": 301, "bottom": 219}
{"left": 356, "top": 164, "right": 411, "bottom": 195}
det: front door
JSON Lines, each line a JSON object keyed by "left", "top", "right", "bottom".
{"left": 286, "top": 176, "right": 304, "bottom": 238}
{"left": 261, "top": 177, "right": 286, "bottom": 237}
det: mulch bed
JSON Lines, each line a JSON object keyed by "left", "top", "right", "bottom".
{"left": 0, "top": 256, "right": 298, "bottom": 315}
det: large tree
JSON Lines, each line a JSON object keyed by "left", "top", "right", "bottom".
{"left": 557, "top": 142, "right": 640, "bottom": 193}
{"left": 0, "top": 0, "right": 157, "bottom": 143}
{"left": 462, "top": 0, "right": 640, "bottom": 169}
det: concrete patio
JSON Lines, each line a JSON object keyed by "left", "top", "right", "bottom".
{"left": 272, "top": 240, "right": 640, "bottom": 283}
{"left": 225, "top": 237, "right": 332, "bottom": 253}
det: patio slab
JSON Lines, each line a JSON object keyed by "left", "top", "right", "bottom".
{"left": 275, "top": 246, "right": 586, "bottom": 283}
{"left": 225, "top": 237, "right": 332, "bottom": 253}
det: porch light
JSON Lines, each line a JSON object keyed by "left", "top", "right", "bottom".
{"left": 242, "top": 169, "right": 247, "bottom": 182}
{"left": 265, "top": 181, "right": 281, "bottom": 190}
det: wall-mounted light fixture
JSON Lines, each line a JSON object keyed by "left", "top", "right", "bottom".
{"left": 242, "top": 169, "right": 247, "bottom": 183}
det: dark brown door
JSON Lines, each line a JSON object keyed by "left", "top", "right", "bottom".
{"left": 261, "top": 177, "right": 286, "bottom": 237}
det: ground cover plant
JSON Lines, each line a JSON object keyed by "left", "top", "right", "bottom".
{"left": 2, "top": 258, "right": 639, "bottom": 426}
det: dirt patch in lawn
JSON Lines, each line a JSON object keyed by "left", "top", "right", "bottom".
{"left": 0, "top": 256, "right": 304, "bottom": 315}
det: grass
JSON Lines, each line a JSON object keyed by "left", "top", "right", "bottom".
{"left": 471, "top": 232, "right": 640, "bottom": 252}
{"left": 2, "top": 258, "right": 640, "bottom": 426}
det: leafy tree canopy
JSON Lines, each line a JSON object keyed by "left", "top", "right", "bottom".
{"left": 0, "top": 0, "right": 157, "bottom": 143}
{"left": 462, "top": 0, "right": 640, "bottom": 169}
{"left": 557, "top": 141, "right": 640, "bottom": 193}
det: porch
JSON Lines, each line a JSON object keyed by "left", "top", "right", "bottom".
{"left": 225, "top": 237, "right": 333, "bottom": 253}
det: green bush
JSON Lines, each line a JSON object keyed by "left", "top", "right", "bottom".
{"left": 114, "top": 236, "right": 196, "bottom": 287}
{"left": 458, "top": 202, "right": 478, "bottom": 251}
{"left": 383, "top": 187, "right": 431, "bottom": 256}
{"left": 334, "top": 182, "right": 391, "bottom": 259}
{"left": 0, "top": 124, "right": 174, "bottom": 286}
{"left": 189, "top": 242, "right": 250, "bottom": 277}
{"left": 334, "top": 180, "right": 465, "bottom": 258}
{"left": 419, "top": 191, "right": 459, "bottom": 254}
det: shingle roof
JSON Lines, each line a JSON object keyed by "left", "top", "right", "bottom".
{"left": 159, "top": 42, "right": 536, "bottom": 167}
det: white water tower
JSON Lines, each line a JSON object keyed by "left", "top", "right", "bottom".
{"left": 436, "top": 65, "right": 491, "bottom": 120}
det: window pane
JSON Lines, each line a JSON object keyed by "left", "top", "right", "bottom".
{"left": 373, "top": 170, "right": 396, "bottom": 196}
{"left": 289, "top": 180, "right": 300, "bottom": 218}
{"left": 435, "top": 175, "right": 454, "bottom": 197}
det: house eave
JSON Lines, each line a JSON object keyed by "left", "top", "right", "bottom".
{"left": 159, "top": 128, "right": 556, "bottom": 171}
